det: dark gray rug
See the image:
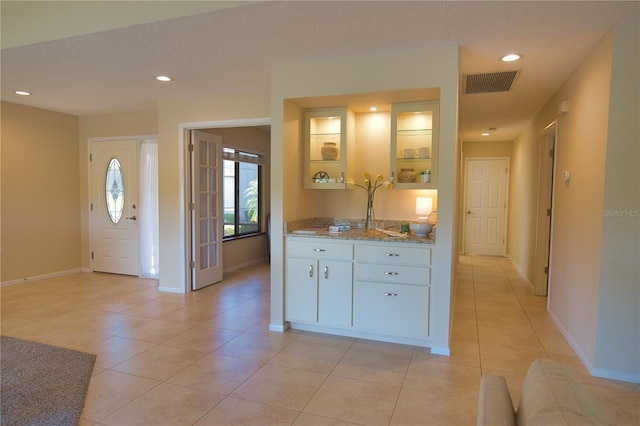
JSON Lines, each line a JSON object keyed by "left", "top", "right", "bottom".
{"left": 1, "top": 336, "right": 96, "bottom": 426}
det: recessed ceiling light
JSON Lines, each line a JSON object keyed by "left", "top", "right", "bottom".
{"left": 369, "top": 106, "right": 378, "bottom": 112}
{"left": 15, "top": 90, "right": 31, "bottom": 96}
{"left": 481, "top": 132, "right": 491, "bottom": 136}
{"left": 501, "top": 53, "right": 522, "bottom": 62}
{"left": 156, "top": 75, "right": 173, "bottom": 82}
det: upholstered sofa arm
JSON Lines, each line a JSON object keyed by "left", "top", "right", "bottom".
{"left": 477, "top": 374, "right": 517, "bottom": 426}
{"left": 516, "top": 359, "right": 607, "bottom": 425}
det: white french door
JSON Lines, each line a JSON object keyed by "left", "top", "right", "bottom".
{"left": 464, "top": 158, "right": 509, "bottom": 256}
{"left": 90, "top": 139, "right": 140, "bottom": 275}
{"left": 189, "top": 130, "right": 223, "bottom": 290}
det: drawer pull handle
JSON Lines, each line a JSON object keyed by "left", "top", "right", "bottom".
{"left": 313, "top": 248, "right": 326, "bottom": 252}
{"left": 309, "top": 265, "right": 314, "bottom": 278}
{"left": 385, "top": 253, "right": 400, "bottom": 257}
{"left": 384, "top": 271, "right": 399, "bottom": 276}
{"left": 384, "top": 292, "right": 398, "bottom": 297}
{"left": 324, "top": 266, "right": 329, "bottom": 279}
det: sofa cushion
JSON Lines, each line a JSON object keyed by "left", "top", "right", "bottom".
{"left": 477, "top": 374, "right": 516, "bottom": 426}
{"left": 516, "top": 359, "right": 607, "bottom": 425}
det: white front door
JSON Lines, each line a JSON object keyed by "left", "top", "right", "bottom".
{"left": 91, "top": 140, "right": 139, "bottom": 275}
{"left": 464, "top": 158, "right": 509, "bottom": 256}
{"left": 189, "top": 130, "right": 223, "bottom": 290}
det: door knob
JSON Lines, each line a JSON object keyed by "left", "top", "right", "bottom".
{"left": 125, "top": 215, "right": 137, "bottom": 220}
{"left": 467, "top": 211, "right": 474, "bottom": 214}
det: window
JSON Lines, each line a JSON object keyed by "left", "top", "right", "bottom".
{"left": 105, "top": 157, "right": 125, "bottom": 224}
{"left": 223, "top": 147, "right": 263, "bottom": 239}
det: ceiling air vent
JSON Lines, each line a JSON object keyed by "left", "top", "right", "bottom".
{"left": 464, "top": 70, "right": 520, "bottom": 94}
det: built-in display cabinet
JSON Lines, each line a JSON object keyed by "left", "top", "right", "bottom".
{"left": 390, "top": 101, "right": 440, "bottom": 189}
{"left": 303, "top": 107, "right": 355, "bottom": 189}
{"left": 285, "top": 236, "right": 433, "bottom": 347}
{"left": 303, "top": 101, "right": 439, "bottom": 190}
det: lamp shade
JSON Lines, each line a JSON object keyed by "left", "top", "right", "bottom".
{"left": 416, "top": 197, "right": 432, "bottom": 216}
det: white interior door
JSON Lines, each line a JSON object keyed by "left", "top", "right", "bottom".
{"left": 190, "top": 130, "right": 223, "bottom": 290}
{"left": 464, "top": 158, "right": 509, "bottom": 256}
{"left": 91, "top": 139, "right": 139, "bottom": 275}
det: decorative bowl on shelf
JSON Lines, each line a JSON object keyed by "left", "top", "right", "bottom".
{"left": 410, "top": 222, "right": 433, "bottom": 237}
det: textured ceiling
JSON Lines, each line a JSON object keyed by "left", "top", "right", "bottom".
{"left": 1, "top": 1, "right": 637, "bottom": 141}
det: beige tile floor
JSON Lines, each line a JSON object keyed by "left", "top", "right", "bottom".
{"left": 2, "top": 256, "right": 638, "bottom": 425}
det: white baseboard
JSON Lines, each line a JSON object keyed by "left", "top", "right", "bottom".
{"left": 504, "top": 255, "right": 535, "bottom": 292}
{"left": 223, "top": 257, "right": 269, "bottom": 274}
{"left": 158, "top": 286, "right": 185, "bottom": 294}
{"left": 430, "top": 346, "right": 451, "bottom": 356}
{"left": 1, "top": 268, "right": 83, "bottom": 287}
{"left": 269, "top": 323, "right": 288, "bottom": 333}
{"left": 548, "top": 310, "right": 640, "bottom": 383}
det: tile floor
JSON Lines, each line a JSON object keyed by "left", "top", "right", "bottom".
{"left": 1, "top": 256, "right": 638, "bottom": 425}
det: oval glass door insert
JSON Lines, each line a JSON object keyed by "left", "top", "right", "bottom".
{"left": 105, "top": 158, "right": 125, "bottom": 224}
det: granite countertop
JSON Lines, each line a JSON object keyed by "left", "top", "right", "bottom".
{"left": 286, "top": 226, "right": 435, "bottom": 244}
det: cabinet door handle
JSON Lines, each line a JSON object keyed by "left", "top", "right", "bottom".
{"left": 384, "top": 271, "right": 399, "bottom": 276}
{"left": 324, "top": 266, "right": 329, "bottom": 279}
{"left": 384, "top": 292, "right": 398, "bottom": 297}
{"left": 309, "top": 265, "right": 314, "bottom": 278}
{"left": 391, "top": 171, "right": 395, "bottom": 183}
{"left": 340, "top": 172, "right": 344, "bottom": 184}
{"left": 313, "top": 248, "right": 326, "bottom": 252}
{"left": 385, "top": 253, "right": 399, "bottom": 257}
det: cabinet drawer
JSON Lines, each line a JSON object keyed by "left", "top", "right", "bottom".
{"left": 287, "top": 239, "right": 353, "bottom": 260}
{"left": 353, "top": 281, "right": 429, "bottom": 337}
{"left": 354, "top": 263, "right": 430, "bottom": 285}
{"left": 354, "top": 244, "right": 431, "bottom": 266}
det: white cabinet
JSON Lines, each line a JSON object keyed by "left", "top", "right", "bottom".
{"left": 285, "top": 239, "right": 353, "bottom": 327}
{"left": 285, "top": 236, "right": 433, "bottom": 346}
{"left": 303, "top": 107, "right": 355, "bottom": 189}
{"left": 353, "top": 242, "right": 431, "bottom": 338}
{"left": 390, "top": 101, "right": 439, "bottom": 189}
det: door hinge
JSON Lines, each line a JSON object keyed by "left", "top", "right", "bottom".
{"left": 547, "top": 208, "right": 551, "bottom": 216}
{"left": 544, "top": 266, "right": 549, "bottom": 274}
{"left": 506, "top": 167, "right": 508, "bottom": 173}
{"left": 549, "top": 149, "right": 554, "bottom": 157}
{"left": 89, "top": 153, "right": 92, "bottom": 161}
{"left": 188, "top": 143, "right": 194, "bottom": 152}
{"left": 189, "top": 261, "right": 195, "bottom": 269}
{"left": 91, "top": 251, "right": 94, "bottom": 260}
{"left": 189, "top": 202, "right": 195, "bottom": 211}
{"left": 90, "top": 202, "right": 93, "bottom": 211}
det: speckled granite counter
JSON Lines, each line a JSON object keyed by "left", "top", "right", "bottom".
{"left": 285, "top": 217, "right": 435, "bottom": 244}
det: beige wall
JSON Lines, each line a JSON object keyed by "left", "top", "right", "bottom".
{"left": 203, "top": 126, "right": 271, "bottom": 271}
{"left": 508, "top": 17, "right": 639, "bottom": 381}
{"left": 271, "top": 45, "right": 459, "bottom": 352}
{"left": 462, "top": 140, "right": 512, "bottom": 158}
{"left": 1, "top": 102, "right": 80, "bottom": 282}
{"left": 593, "top": 17, "right": 639, "bottom": 380}
{"left": 546, "top": 31, "right": 612, "bottom": 366}
{"left": 78, "top": 110, "right": 158, "bottom": 269}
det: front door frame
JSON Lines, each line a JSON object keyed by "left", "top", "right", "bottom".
{"left": 87, "top": 135, "right": 157, "bottom": 275}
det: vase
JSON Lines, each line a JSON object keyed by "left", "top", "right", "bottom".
{"left": 364, "top": 194, "right": 376, "bottom": 231}
{"left": 321, "top": 142, "right": 339, "bottom": 160}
